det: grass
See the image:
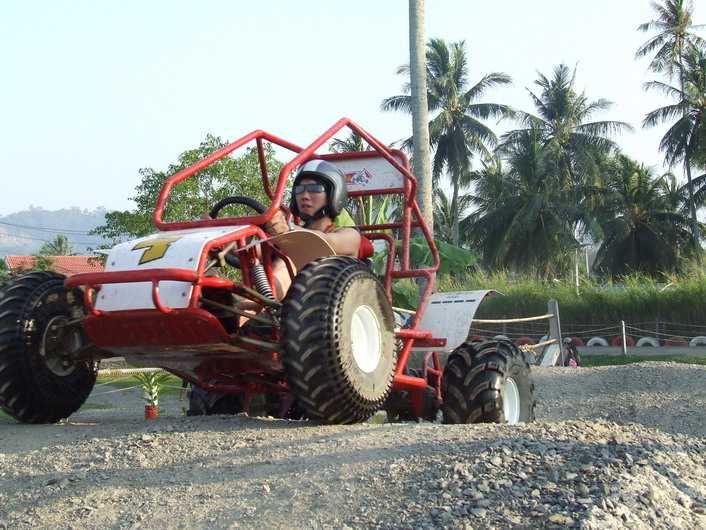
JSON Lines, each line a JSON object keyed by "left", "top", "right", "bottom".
{"left": 439, "top": 268, "right": 706, "bottom": 326}
{"left": 581, "top": 354, "right": 706, "bottom": 367}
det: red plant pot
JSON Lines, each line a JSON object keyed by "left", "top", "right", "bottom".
{"left": 144, "top": 405, "right": 159, "bottom": 420}
{"left": 611, "top": 335, "right": 635, "bottom": 347}
{"left": 567, "top": 336, "right": 585, "bottom": 347}
{"left": 664, "top": 337, "right": 688, "bottom": 347}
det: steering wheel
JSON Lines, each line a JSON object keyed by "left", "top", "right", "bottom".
{"left": 209, "top": 195, "right": 266, "bottom": 219}
{"left": 208, "top": 196, "right": 267, "bottom": 270}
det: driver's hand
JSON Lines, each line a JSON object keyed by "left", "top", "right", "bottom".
{"left": 201, "top": 211, "right": 213, "bottom": 220}
{"left": 264, "top": 210, "right": 289, "bottom": 236}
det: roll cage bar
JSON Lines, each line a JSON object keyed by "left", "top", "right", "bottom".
{"left": 153, "top": 117, "right": 439, "bottom": 334}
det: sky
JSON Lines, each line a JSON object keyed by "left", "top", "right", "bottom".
{"left": 1, "top": 0, "right": 699, "bottom": 218}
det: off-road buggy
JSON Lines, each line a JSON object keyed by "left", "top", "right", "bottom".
{"left": 0, "top": 118, "right": 535, "bottom": 425}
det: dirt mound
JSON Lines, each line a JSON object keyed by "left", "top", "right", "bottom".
{"left": 0, "top": 362, "right": 704, "bottom": 529}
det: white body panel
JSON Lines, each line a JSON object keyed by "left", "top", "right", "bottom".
{"left": 539, "top": 343, "right": 561, "bottom": 367}
{"left": 96, "top": 226, "right": 246, "bottom": 312}
{"left": 328, "top": 154, "right": 406, "bottom": 193}
{"left": 412, "top": 290, "right": 497, "bottom": 352}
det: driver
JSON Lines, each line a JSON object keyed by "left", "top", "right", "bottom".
{"left": 262, "top": 159, "right": 363, "bottom": 299}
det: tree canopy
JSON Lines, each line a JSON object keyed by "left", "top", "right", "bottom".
{"left": 93, "top": 136, "right": 282, "bottom": 243}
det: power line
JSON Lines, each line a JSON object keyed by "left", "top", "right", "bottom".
{"left": 0, "top": 232, "right": 100, "bottom": 245}
{"left": 0, "top": 219, "right": 95, "bottom": 235}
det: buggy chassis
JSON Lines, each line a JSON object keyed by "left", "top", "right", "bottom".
{"left": 64, "top": 117, "right": 444, "bottom": 417}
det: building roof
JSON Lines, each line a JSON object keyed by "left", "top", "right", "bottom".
{"left": 4, "top": 256, "right": 104, "bottom": 276}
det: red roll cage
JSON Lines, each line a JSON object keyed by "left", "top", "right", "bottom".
{"left": 67, "top": 118, "right": 441, "bottom": 394}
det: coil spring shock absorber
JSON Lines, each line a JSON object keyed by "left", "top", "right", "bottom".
{"left": 251, "top": 264, "right": 279, "bottom": 325}
{"left": 251, "top": 264, "right": 275, "bottom": 301}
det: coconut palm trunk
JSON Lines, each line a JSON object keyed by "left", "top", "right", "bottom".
{"left": 451, "top": 178, "right": 460, "bottom": 245}
{"left": 408, "top": 0, "right": 433, "bottom": 236}
{"left": 680, "top": 62, "right": 699, "bottom": 248}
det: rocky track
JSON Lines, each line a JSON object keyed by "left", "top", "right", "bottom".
{"left": 0, "top": 362, "right": 705, "bottom": 529}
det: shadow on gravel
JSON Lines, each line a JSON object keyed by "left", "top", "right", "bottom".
{"left": 1, "top": 424, "right": 705, "bottom": 528}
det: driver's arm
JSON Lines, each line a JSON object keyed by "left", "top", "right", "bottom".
{"left": 315, "top": 227, "right": 360, "bottom": 257}
{"left": 264, "top": 211, "right": 360, "bottom": 257}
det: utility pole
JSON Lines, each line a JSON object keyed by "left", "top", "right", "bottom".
{"left": 408, "top": 0, "right": 433, "bottom": 237}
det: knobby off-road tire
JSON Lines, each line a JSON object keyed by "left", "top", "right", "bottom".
{"left": 384, "top": 368, "right": 439, "bottom": 422}
{"left": 442, "top": 340, "right": 535, "bottom": 425}
{"left": 0, "top": 272, "right": 97, "bottom": 423}
{"left": 264, "top": 392, "right": 304, "bottom": 420}
{"left": 187, "top": 385, "right": 244, "bottom": 416}
{"left": 281, "top": 256, "right": 396, "bottom": 424}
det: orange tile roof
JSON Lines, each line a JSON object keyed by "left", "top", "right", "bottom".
{"left": 4, "top": 256, "right": 104, "bottom": 276}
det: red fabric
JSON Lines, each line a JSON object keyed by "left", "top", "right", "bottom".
{"left": 320, "top": 224, "right": 374, "bottom": 259}
{"left": 358, "top": 236, "right": 374, "bottom": 259}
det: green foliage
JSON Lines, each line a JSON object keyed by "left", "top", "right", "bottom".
{"left": 38, "top": 234, "right": 73, "bottom": 256}
{"left": 468, "top": 130, "right": 584, "bottom": 276}
{"left": 31, "top": 254, "right": 55, "bottom": 272}
{"left": 441, "top": 264, "right": 706, "bottom": 328}
{"left": 593, "top": 154, "right": 696, "bottom": 275}
{"left": 382, "top": 38, "right": 514, "bottom": 245}
{"left": 644, "top": 45, "right": 706, "bottom": 173}
{"left": 502, "top": 64, "right": 632, "bottom": 189}
{"left": 385, "top": 236, "right": 479, "bottom": 309}
{"left": 133, "top": 371, "right": 172, "bottom": 406}
{"left": 0, "top": 260, "right": 8, "bottom": 282}
{"left": 636, "top": 0, "right": 706, "bottom": 79}
{"left": 93, "top": 135, "right": 283, "bottom": 242}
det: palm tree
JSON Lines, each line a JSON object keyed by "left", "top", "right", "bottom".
{"left": 637, "top": 0, "right": 706, "bottom": 242}
{"left": 330, "top": 132, "right": 369, "bottom": 153}
{"left": 636, "top": 0, "right": 705, "bottom": 78}
{"left": 408, "top": 0, "right": 434, "bottom": 235}
{"left": 503, "top": 64, "right": 633, "bottom": 189}
{"left": 433, "top": 187, "right": 473, "bottom": 245}
{"left": 644, "top": 46, "right": 706, "bottom": 240}
{"left": 466, "top": 129, "right": 584, "bottom": 276}
{"left": 381, "top": 38, "right": 515, "bottom": 245}
{"left": 38, "top": 234, "right": 73, "bottom": 256}
{"left": 594, "top": 155, "right": 694, "bottom": 275}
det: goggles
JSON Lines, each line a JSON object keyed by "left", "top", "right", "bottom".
{"left": 293, "top": 183, "right": 326, "bottom": 195}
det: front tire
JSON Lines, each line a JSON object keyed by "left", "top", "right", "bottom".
{"left": 442, "top": 340, "right": 535, "bottom": 424}
{"left": 281, "top": 257, "right": 396, "bottom": 424}
{"left": 0, "top": 272, "right": 97, "bottom": 423}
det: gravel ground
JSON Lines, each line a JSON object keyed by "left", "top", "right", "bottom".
{"left": 1, "top": 362, "right": 705, "bottom": 529}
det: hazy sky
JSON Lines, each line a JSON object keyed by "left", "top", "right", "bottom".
{"left": 1, "top": 0, "right": 700, "bottom": 217}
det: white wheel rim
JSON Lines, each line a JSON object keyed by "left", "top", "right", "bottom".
{"left": 503, "top": 377, "right": 521, "bottom": 424}
{"left": 350, "top": 305, "right": 382, "bottom": 373}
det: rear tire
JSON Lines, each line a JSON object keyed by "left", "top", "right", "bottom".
{"left": 384, "top": 368, "right": 439, "bottom": 422}
{"left": 0, "top": 272, "right": 97, "bottom": 423}
{"left": 264, "top": 393, "right": 304, "bottom": 420}
{"left": 187, "top": 385, "right": 244, "bottom": 416}
{"left": 442, "top": 340, "right": 535, "bottom": 424}
{"left": 281, "top": 257, "right": 396, "bottom": 424}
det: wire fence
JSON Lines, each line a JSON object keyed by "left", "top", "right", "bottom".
{"left": 469, "top": 319, "right": 706, "bottom": 347}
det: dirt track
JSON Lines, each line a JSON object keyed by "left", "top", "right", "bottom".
{"left": 1, "top": 362, "right": 705, "bottom": 529}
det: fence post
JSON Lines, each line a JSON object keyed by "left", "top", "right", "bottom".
{"left": 621, "top": 320, "right": 627, "bottom": 356}
{"left": 548, "top": 298, "right": 563, "bottom": 365}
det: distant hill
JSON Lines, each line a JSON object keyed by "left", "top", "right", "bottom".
{"left": 0, "top": 206, "right": 108, "bottom": 256}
